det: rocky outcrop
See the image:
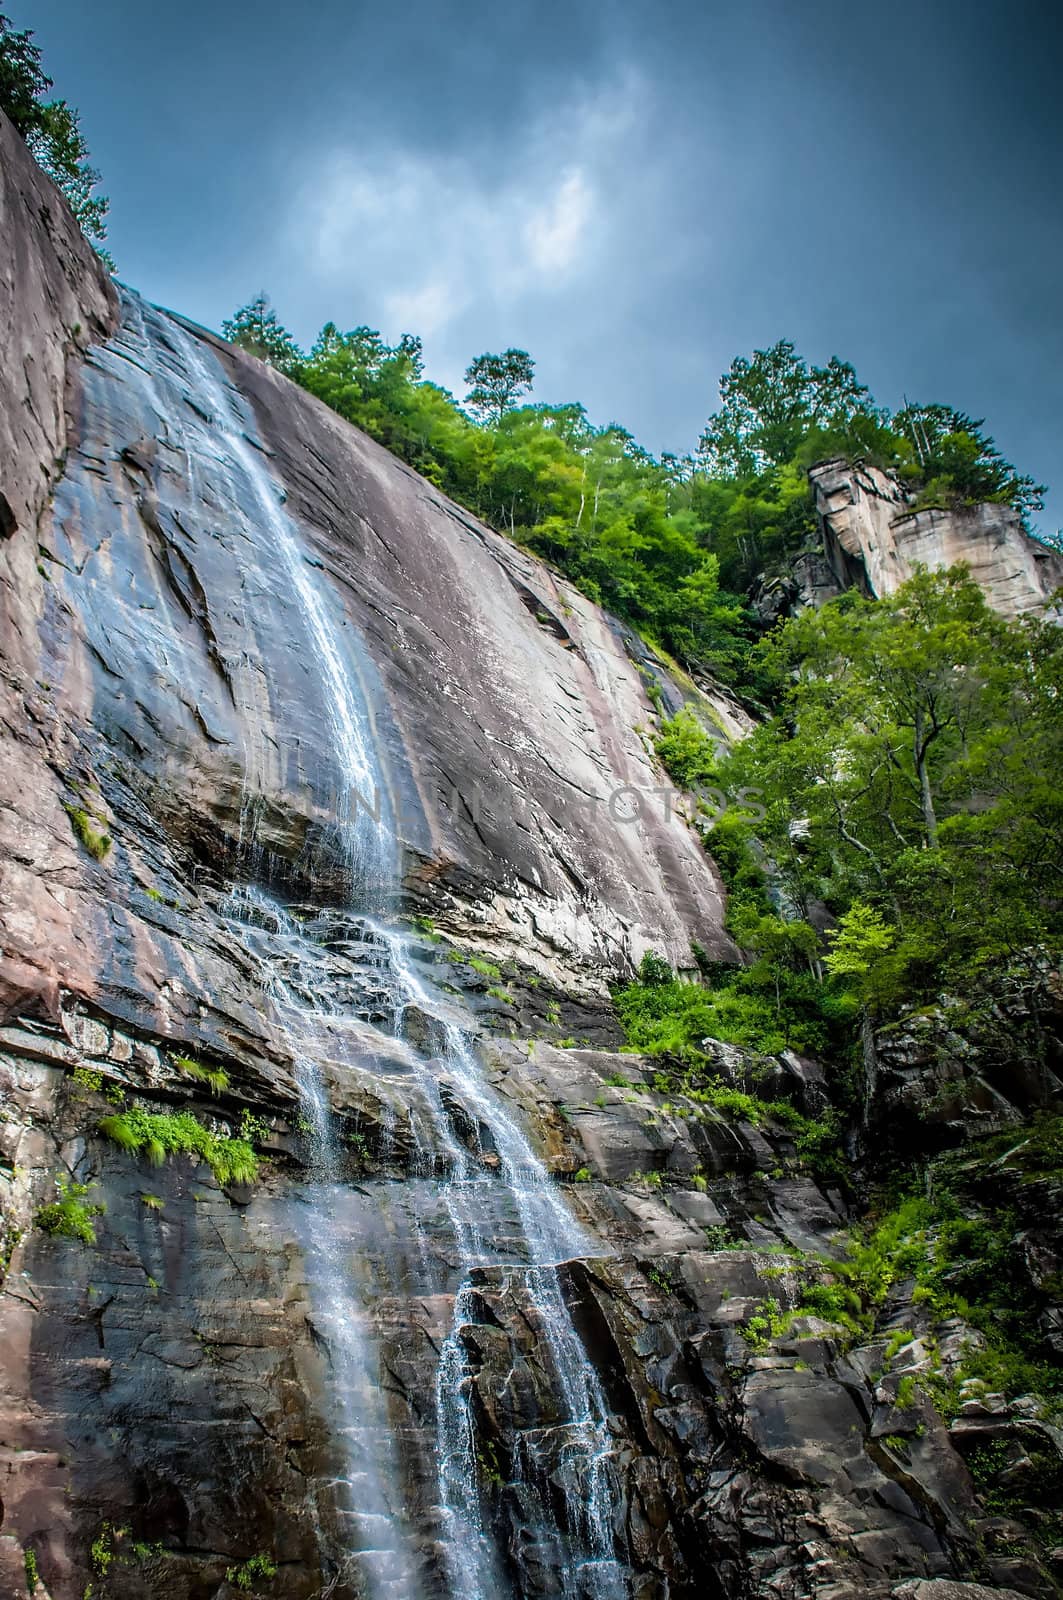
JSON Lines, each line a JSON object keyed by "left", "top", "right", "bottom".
{"left": 3, "top": 996, "right": 1059, "bottom": 1599}
{"left": 868, "top": 953, "right": 1063, "bottom": 1155}
{"left": 808, "top": 461, "right": 1063, "bottom": 618}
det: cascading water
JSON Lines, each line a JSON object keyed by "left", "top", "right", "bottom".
{"left": 119, "top": 300, "right": 628, "bottom": 1597}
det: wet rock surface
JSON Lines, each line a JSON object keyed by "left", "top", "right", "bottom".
{"left": 3, "top": 995, "right": 1060, "bottom": 1598}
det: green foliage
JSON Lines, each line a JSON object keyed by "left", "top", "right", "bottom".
{"left": 464, "top": 349, "right": 535, "bottom": 423}
{"left": 720, "top": 566, "right": 1063, "bottom": 1001}
{"left": 98, "top": 1107, "right": 260, "bottom": 1186}
{"left": 636, "top": 950, "right": 674, "bottom": 988}
{"left": 226, "top": 1553, "right": 278, "bottom": 1591}
{"left": 654, "top": 708, "right": 718, "bottom": 789}
{"left": 238, "top": 1107, "right": 271, "bottom": 1144}
{"left": 64, "top": 804, "right": 111, "bottom": 860}
{"left": 895, "top": 402, "right": 1045, "bottom": 524}
{"left": 23, "top": 1546, "right": 38, "bottom": 1593}
{"left": 630, "top": 1168, "right": 664, "bottom": 1189}
{"left": 698, "top": 341, "right": 882, "bottom": 478}
{"left": 0, "top": 15, "right": 110, "bottom": 250}
{"left": 827, "top": 1144, "right": 1063, "bottom": 1409}
{"left": 35, "top": 1176, "right": 103, "bottom": 1244}
{"left": 823, "top": 903, "right": 898, "bottom": 1007}
{"left": 468, "top": 956, "right": 502, "bottom": 979}
{"left": 222, "top": 295, "right": 303, "bottom": 375}
{"left": 573, "top": 1167, "right": 593, "bottom": 1183}
{"left": 0, "top": 12, "right": 48, "bottom": 130}
{"left": 174, "top": 1055, "right": 230, "bottom": 1094}
{"left": 744, "top": 1296, "right": 790, "bottom": 1351}
{"left": 614, "top": 961, "right": 844, "bottom": 1062}
{"left": 72, "top": 1066, "right": 103, "bottom": 1092}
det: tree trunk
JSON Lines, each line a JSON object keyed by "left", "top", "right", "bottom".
{"left": 913, "top": 704, "right": 938, "bottom": 846}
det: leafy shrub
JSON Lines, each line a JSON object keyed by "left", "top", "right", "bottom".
{"left": 98, "top": 1108, "right": 260, "bottom": 1185}
{"left": 654, "top": 708, "right": 718, "bottom": 789}
{"left": 35, "top": 1176, "right": 103, "bottom": 1244}
{"left": 226, "top": 1553, "right": 278, "bottom": 1590}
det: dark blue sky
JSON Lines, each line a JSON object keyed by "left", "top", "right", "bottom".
{"left": 14, "top": 0, "right": 1063, "bottom": 530}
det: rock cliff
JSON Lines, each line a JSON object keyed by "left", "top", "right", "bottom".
{"left": 0, "top": 109, "right": 1060, "bottom": 1600}
{"left": 807, "top": 461, "right": 1063, "bottom": 618}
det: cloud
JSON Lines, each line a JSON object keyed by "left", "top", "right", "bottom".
{"left": 524, "top": 169, "right": 594, "bottom": 274}
{"left": 285, "top": 73, "right": 643, "bottom": 350}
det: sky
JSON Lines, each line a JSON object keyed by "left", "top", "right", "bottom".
{"left": 14, "top": 0, "right": 1063, "bottom": 531}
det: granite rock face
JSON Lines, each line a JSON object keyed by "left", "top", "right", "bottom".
{"left": 807, "top": 461, "right": 1063, "bottom": 618}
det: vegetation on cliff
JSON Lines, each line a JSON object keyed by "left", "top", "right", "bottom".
{"left": 622, "top": 567, "right": 1062, "bottom": 1085}
{"left": 0, "top": 13, "right": 110, "bottom": 255}
{"left": 219, "top": 290, "right": 1048, "bottom": 690}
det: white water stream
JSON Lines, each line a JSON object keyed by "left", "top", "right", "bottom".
{"left": 140, "top": 307, "right": 628, "bottom": 1598}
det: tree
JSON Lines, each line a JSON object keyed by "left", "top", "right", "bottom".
{"left": 721, "top": 566, "right": 1063, "bottom": 991}
{"left": 1, "top": 15, "right": 110, "bottom": 253}
{"left": 26, "top": 100, "right": 109, "bottom": 243}
{"left": 698, "top": 340, "right": 880, "bottom": 477}
{"left": 221, "top": 296, "right": 303, "bottom": 376}
{"left": 893, "top": 402, "right": 1045, "bottom": 526}
{"left": 464, "top": 349, "right": 535, "bottom": 424}
{"left": 0, "top": 11, "right": 49, "bottom": 131}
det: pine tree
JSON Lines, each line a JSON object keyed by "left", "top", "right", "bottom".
{"left": 221, "top": 296, "right": 303, "bottom": 376}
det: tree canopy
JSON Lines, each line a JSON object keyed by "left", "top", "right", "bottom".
{"left": 217, "top": 294, "right": 1052, "bottom": 696}
{"left": 720, "top": 568, "right": 1063, "bottom": 1001}
{"left": 464, "top": 349, "right": 535, "bottom": 423}
{"left": 0, "top": 13, "right": 110, "bottom": 254}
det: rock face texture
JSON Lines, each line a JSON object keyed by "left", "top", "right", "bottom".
{"left": 808, "top": 461, "right": 1063, "bottom": 618}
{"left": 0, "top": 111, "right": 117, "bottom": 651}
{"left": 1, "top": 111, "right": 1059, "bottom": 1600}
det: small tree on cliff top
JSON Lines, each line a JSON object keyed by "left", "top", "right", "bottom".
{"left": 0, "top": 14, "right": 110, "bottom": 254}
{"left": 221, "top": 296, "right": 304, "bottom": 376}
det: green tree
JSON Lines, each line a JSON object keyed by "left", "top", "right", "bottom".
{"left": 464, "top": 349, "right": 535, "bottom": 423}
{"left": 0, "top": 14, "right": 110, "bottom": 253}
{"left": 0, "top": 11, "right": 48, "bottom": 130}
{"left": 893, "top": 402, "right": 1045, "bottom": 525}
{"left": 698, "top": 340, "right": 880, "bottom": 477}
{"left": 722, "top": 566, "right": 1063, "bottom": 991}
{"left": 221, "top": 296, "right": 303, "bottom": 375}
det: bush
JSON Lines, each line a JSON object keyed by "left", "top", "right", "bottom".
{"left": 226, "top": 1553, "right": 278, "bottom": 1591}
{"left": 654, "top": 708, "right": 718, "bottom": 789}
{"left": 98, "top": 1107, "right": 260, "bottom": 1186}
{"left": 35, "top": 1176, "right": 103, "bottom": 1244}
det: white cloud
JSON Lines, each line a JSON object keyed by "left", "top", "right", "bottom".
{"left": 285, "top": 72, "right": 645, "bottom": 352}
{"left": 524, "top": 169, "right": 594, "bottom": 274}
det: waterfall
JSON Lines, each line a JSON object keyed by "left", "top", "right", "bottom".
{"left": 100, "top": 299, "right": 628, "bottom": 1597}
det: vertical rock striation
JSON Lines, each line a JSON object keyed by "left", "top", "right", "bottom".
{"left": 808, "top": 459, "right": 1063, "bottom": 618}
